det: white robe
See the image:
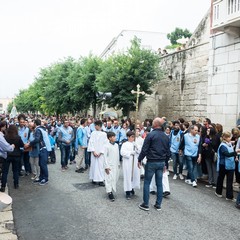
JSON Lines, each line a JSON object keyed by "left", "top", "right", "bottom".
{"left": 120, "top": 141, "right": 141, "bottom": 192}
{"left": 103, "top": 142, "right": 120, "bottom": 193}
{"left": 135, "top": 136, "right": 145, "bottom": 175}
{"left": 87, "top": 130, "right": 108, "bottom": 182}
{"left": 150, "top": 172, "right": 170, "bottom": 193}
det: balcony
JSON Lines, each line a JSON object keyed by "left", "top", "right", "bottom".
{"left": 212, "top": 0, "right": 240, "bottom": 35}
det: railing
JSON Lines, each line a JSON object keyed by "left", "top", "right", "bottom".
{"left": 212, "top": 0, "right": 240, "bottom": 28}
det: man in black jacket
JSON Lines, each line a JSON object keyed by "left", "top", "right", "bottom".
{"left": 138, "top": 117, "right": 170, "bottom": 211}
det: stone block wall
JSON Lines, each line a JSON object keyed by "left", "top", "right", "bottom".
{"left": 208, "top": 33, "right": 240, "bottom": 131}
{"left": 139, "top": 45, "right": 209, "bottom": 122}
{"left": 139, "top": 11, "right": 211, "bottom": 123}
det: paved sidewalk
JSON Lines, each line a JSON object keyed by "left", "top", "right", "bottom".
{"left": 0, "top": 187, "right": 18, "bottom": 240}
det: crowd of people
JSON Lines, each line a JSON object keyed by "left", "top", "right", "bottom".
{"left": 0, "top": 113, "right": 240, "bottom": 211}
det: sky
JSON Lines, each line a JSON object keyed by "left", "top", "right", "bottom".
{"left": 0, "top": 0, "right": 210, "bottom": 99}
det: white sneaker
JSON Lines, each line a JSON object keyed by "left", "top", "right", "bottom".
{"left": 179, "top": 174, "right": 184, "bottom": 180}
{"left": 215, "top": 192, "right": 222, "bottom": 198}
{"left": 185, "top": 179, "right": 192, "bottom": 185}
{"left": 31, "top": 175, "right": 37, "bottom": 180}
{"left": 173, "top": 174, "right": 177, "bottom": 180}
{"left": 226, "top": 198, "right": 236, "bottom": 202}
{"left": 192, "top": 181, "right": 197, "bottom": 187}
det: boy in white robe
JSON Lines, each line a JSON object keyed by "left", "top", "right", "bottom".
{"left": 104, "top": 132, "right": 120, "bottom": 201}
{"left": 120, "top": 131, "right": 141, "bottom": 200}
{"left": 87, "top": 120, "right": 108, "bottom": 186}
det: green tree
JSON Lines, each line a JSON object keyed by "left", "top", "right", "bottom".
{"left": 68, "top": 55, "right": 103, "bottom": 117}
{"left": 167, "top": 27, "right": 192, "bottom": 45}
{"left": 40, "top": 57, "right": 76, "bottom": 115}
{"left": 97, "top": 37, "right": 161, "bottom": 117}
{"left": 14, "top": 88, "right": 36, "bottom": 113}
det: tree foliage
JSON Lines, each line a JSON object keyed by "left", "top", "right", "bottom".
{"left": 13, "top": 38, "right": 162, "bottom": 117}
{"left": 167, "top": 27, "right": 192, "bottom": 45}
{"left": 96, "top": 37, "right": 161, "bottom": 116}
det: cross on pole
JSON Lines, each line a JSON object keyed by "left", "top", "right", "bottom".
{"left": 131, "top": 84, "right": 145, "bottom": 125}
{"left": 131, "top": 84, "right": 145, "bottom": 181}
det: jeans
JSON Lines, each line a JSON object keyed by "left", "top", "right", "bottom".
{"left": 235, "top": 161, "right": 240, "bottom": 183}
{"left": 205, "top": 157, "right": 217, "bottom": 185}
{"left": 60, "top": 145, "right": 70, "bottom": 167}
{"left": 186, "top": 156, "right": 198, "bottom": 182}
{"left": 143, "top": 161, "right": 165, "bottom": 206}
{"left": 85, "top": 149, "right": 90, "bottom": 167}
{"left": 1, "top": 156, "right": 20, "bottom": 187}
{"left": 237, "top": 191, "right": 240, "bottom": 205}
{"left": 39, "top": 148, "right": 49, "bottom": 181}
{"left": 171, "top": 152, "right": 183, "bottom": 175}
{"left": 22, "top": 151, "right": 31, "bottom": 173}
{"left": 216, "top": 164, "right": 234, "bottom": 199}
{"left": 194, "top": 162, "right": 202, "bottom": 179}
{"left": 69, "top": 144, "right": 76, "bottom": 162}
{"left": 49, "top": 149, "right": 56, "bottom": 163}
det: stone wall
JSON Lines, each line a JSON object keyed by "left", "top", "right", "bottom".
{"left": 139, "top": 11, "right": 210, "bottom": 123}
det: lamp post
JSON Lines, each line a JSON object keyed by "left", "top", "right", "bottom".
{"left": 96, "top": 92, "right": 112, "bottom": 118}
{"left": 131, "top": 84, "right": 145, "bottom": 128}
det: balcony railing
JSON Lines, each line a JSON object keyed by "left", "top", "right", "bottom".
{"left": 212, "top": 0, "right": 240, "bottom": 31}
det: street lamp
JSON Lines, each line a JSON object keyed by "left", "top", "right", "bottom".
{"left": 96, "top": 92, "right": 112, "bottom": 118}
{"left": 96, "top": 92, "right": 112, "bottom": 100}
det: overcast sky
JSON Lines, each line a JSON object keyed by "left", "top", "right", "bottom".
{"left": 0, "top": 0, "right": 210, "bottom": 98}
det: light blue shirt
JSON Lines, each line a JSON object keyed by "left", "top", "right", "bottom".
{"left": 18, "top": 126, "right": 29, "bottom": 144}
{"left": 184, "top": 133, "right": 200, "bottom": 157}
{"left": 75, "top": 126, "right": 88, "bottom": 149}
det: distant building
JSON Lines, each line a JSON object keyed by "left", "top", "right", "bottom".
{"left": 0, "top": 98, "right": 13, "bottom": 114}
{"left": 100, "top": 29, "right": 170, "bottom": 59}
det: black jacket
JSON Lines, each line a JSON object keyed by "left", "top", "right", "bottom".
{"left": 5, "top": 135, "right": 24, "bottom": 157}
{"left": 138, "top": 128, "right": 171, "bottom": 163}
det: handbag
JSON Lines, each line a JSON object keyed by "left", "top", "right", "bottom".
{"left": 24, "top": 145, "right": 32, "bottom": 152}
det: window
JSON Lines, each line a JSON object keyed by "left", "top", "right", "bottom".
{"left": 228, "top": 0, "right": 238, "bottom": 14}
{"left": 214, "top": 4, "right": 220, "bottom": 20}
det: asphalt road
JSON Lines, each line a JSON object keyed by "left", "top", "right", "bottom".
{"left": 8, "top": 150, "right": 240, "bottom": 240}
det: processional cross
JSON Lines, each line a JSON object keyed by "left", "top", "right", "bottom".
{"left": 131, "top": 84, "right": 145, "bottom": 124}
{"left": 131, "top": 84, "right": 145, "bottom": 181}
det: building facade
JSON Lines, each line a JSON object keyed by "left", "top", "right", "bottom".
{"left": 208, "top": 0, "right": 240, "bottom": 130}
{"left": 140, "top": 1, "right": 240, "bottom": 131}
{"left": 139, "top": 11, "right": 210, "bottom": 125}
{"left": 0, "top": 98, "right": 13, "bottom": 114}
{"left": 100, "top": 29, "right": 170, "bottom": 59}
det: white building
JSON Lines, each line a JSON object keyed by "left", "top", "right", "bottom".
{"left": 0, "top": 98, "right": 13, "bottom": 114}
{"left": 100, "top": 29, "right": 170, "bottom": 59}
{"left": 209, "top": 0, "right": 240, "bottom": 129}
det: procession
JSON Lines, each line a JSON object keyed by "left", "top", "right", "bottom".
{"left": 2, "top": 0, "right": 240, "bottom": 239}
{"left": 1, "top": 113, "right": 240, "bottom": 211}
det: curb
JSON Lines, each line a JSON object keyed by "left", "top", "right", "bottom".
{"left": 0, "top": 188, "right": 18, "bottom": 240}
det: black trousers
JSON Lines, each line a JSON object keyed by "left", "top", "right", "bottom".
{"left": 216, "top": 164, "right": 234, "bottom": 199}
